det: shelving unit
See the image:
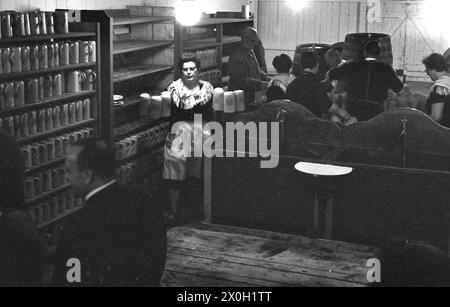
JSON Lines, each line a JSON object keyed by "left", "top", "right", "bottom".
{"left": 0, "top": 17, "right": 102, "bottom": 231}
{"left": 174, "top": 16, "right": 253, "bottom": 87}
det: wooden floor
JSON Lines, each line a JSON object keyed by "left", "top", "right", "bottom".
{"left": 161, "top": 224, "right": 378, "bottom": 287}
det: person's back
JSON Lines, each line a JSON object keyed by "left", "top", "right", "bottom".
{"left": 54, "top": 184, "right": 166, "bottom": 286}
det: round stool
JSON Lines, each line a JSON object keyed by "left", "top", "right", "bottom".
{"left": 295, "top": 162, "right": 353, "bottom": 239}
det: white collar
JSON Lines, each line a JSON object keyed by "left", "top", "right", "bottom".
{"left": 84, "top": 180, "right": 116, "bottom": 202}
{"left": 365, "top": 57, "right": 377, "bottom": 61}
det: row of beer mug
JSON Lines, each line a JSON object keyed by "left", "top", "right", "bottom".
{"left": 0, "top": 40, "right": 96, "bottom": 75}
{"left": 0, "top": 72, "right": 96, "bottom": 110}
{"left": 21, "top": 128, "right": 95, "bottom": 170}
{"left": 0, "top": 99, "right": 92, "bottom": 139}
{"left": 115, "top": 122, "right": 170, "bottom": 161}
{"left": 25, "top": 166, "right": 67, "bottom": 200}
{"left": 1, "top": 10, "right": 70, "bottom": 38}
{"left": 212, "top": 88, "right": 246, "bottom": 113}
{"left": 139, "top": 92, "right": 171, "bottom": 120}
{"left": 114, "top": 118, "right": 151, "bottom": 138}
{"left": 29, "top": 193, "right": 83, "bottom": 227}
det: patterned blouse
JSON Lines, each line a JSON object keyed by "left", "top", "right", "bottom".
{"left": 168, "top": 79, "right": 214, "bottom": 124}
{"left": 426, "top": 75, "right": 450, "bottom": 128}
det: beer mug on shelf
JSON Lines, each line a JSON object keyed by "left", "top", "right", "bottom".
{"left": 38, "top": 76, "right": 44, "bottom": 100}
{"left": 28, "top": 111, "right": 37, "bottom": 135}
{"left": 66, "top": 71, "right": 86, "bottom": 93}
{"left": 82, "top": 99, "right": 91, "bottom": 120}
{"left": 89, "top": 41, "right": 96, "bottom": 62}
{"left": 0, "top": 84, "right": 5, "bottom": 110}
{"left": 14, "top": 81, "right": 25, "bottom": 107}
{"left": 60, "top": 104, "right": 69, "bottom": 126}
{"left": 4, "top": 82, "right": 14, "bottom": 109}
{"left": 30, "top": 45, "right": 40, "bottom": 71}
{"left": 24, "top": 12, "right": 31, "bottom": 36}
{"left": 45, "top": 12, "right": 54, "bottom": 35}
{"left": 21, "top": 45, "right": 31, "bottom": 72}
{"left": 29, "top": 11, "right": 41, "bottom": 36}
{"left": 52, "top": 73, "right": 62, "bottom": 97}
{"left": 11, "top": 11, "right": 26, "bottom": 37}
{"left": 81, "top": 69, "right": 97, "bottom": 91}
{"left": 38, "top": 11, "right": 47, "bottom": 35}
{"left": 44, "top": 75, "right": 53, "bottom": 98}
{"left": 47, "top": 138, "right": 55, "bottom": 161}
{"left": 26, "top": 78, "right": 39, "bottom": 105}
{"left": 54, "top": 10, "right": 69, "bottom": 34}
{"left": 21, "top": 113, "right": 28, "bottom": 137}
{"left": 59, "top": 42, "right": 70, "bottom": 66}
{"left": 53, "top": 107, "right": 60, "bottom": 129}
{"left": 1, "top": 48, "right": 11, "bottom": 74}
{"left": 47, "top": 42, "right": 55, "bottom": 68}
{"left": 69, "top": 41, "right": 80, "bottom": 64}
{"left": 79, "top": 41, "right": 92, "bottom": 64}
{"left": 38, "top": 44, "right": 48, "bottom": 70}
{"left": 1, "top": 11, "right": 13, "bottom": 38}
{"left": 37, "top": 109, "right": 45, "bottom": 133}
{"left": 10, "top": 46, "right": 22, "bottom": 73}
{"left": 46, "top": 108, "right": 53, "bottom": 131}
{"left": 53, "top": 42, "right": 59, "bottom": 67}
{"left": 68, "top": 102, "right": 76, "bottom": 124}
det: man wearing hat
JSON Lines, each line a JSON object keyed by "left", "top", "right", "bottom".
{"left": 228, "top": 27, "right": 271, "bottom": 108}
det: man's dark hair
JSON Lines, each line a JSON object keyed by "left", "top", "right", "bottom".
{"left": 300, "top": 52, "right": 319, "bottom": 70}
{"left": 364, "top": 41, "right": 381, "bottom": 57}
{"left": 73, "top": 139, "right": 116, "bottom": 180}
{"left": 423, "top": 53, "right": 449, "bottom": 72}
{"left": 178, "top": 57, "right": 201, "bottom": 72}
{"left": 272, "top": 54, "right": 293, "bottom": 73}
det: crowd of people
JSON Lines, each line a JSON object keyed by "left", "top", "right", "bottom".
{"left": 1, "top": 26, "right": 450, "bottom": 287}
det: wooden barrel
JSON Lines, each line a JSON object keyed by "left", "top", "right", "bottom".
{"left": 343, "top": 33, "right": 393, "bottom": 66}
{"left": 293, "top": 43, "right": 331, "bottom": 80}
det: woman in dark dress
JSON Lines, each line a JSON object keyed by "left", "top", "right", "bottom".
{"left": 162, "top": 57, "right": 214, "bottom": 223}
{"left": 423, "top": 53, "right": 450, "bottom": 127}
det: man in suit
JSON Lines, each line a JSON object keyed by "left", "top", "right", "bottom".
{"left": 329, "top": 41, "right": 403, "bottom": 121}
{"left": 53, "top": 139, "right": 167, "bottom": 287}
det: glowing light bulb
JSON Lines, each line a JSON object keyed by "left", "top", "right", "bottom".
{"left": 286, "top": 0, "right": 310, "bottom": 12}
{"left": 175, "top": 0, "right": 202, "bottom": 26}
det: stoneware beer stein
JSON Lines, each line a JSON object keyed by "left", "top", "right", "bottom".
{"left": 47, "top": 42, "right": 55, "bottom": 68}
{"left": 1, "top": 11, "right": 13, "bottom": 38}
{"left": 14, "top": 81, "right": 25, "bottom": 107}
{"left": 38, "top": 76, "right": 44, "bottom": 100}
{"left": 66, "top": 71, "right": 86, "bottom": 93}
{"left": 38, "top": 11, "right": 47, "bottom": 35}
{"left": 59, "top": 42, "right": 69, "bottom": 66}
{"left": 0, "top": 84, "right": 5, "bottom": 110}
{"left": 89, "top": 41, "right": 96, "bottom": 62}
{"left": 38, "top": 44, "right": 48, "bottom": 69}
{"left": 54, "top": 10, "right": 69, "bottom": 34}
{"left": 53, "top": 42, "right": 59, "bottom": 67}
{"left": 52, "top": 74, "right": 62, "bottom": 97}
{"left": 2, "top": 48, "right": 11, "bottom": 74}
{"left": 26, "top": 79, "right": 39, "bottom": 104}
{"left": 29, "top": 11, "right": 41, "bottom": 36}
{"left": 79, "top": 41, "right": 92, "bottom": 63}
{"left": 10, "top": 46, "right": 22, "bottom": 73}
{"left": 24, "top": 12, "right": 31, "bottom": 36}
{"left": 21, "top": 45, "right": 31, "bottom": 72}
{"left": 30, "top": 45, "right": 40, "bottom": 70}
{"left": 4, "top": 82, "right": 15, "bottom": 109}
{"left": 44, "top": 75, "right": 53, "bottom": 98}
{"left": 69, "top": 41, "right": 79, "bottom": 64}
{"left": 11, "top": 11, "right": 26, "bottom": 37}
{"left": 0, "top": 51, "right": 3, "bottom": 75}
{"left": 45, "top": 12, "right": 54, "bottom": 35}
{"left": 81, "top": 69, "right": 97, "bottom": 90}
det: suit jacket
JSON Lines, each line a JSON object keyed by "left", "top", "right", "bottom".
{"left": 53, "top": 183, "right": 167, "bottom": 287}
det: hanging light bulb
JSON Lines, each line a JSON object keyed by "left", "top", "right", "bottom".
{"left": 421, "top": 0, "right": 450, "bottom": 44}
{"left": 286, "top": 0, "right": 310, "bottom": 12}
{"left": 175, "top": 0, "right": 202, "bottom": 26}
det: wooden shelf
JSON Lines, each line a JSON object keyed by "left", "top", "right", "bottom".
{"left": 0, "top": 91, "right": 96, "bottom": 117}
{"left": 24, "top": 158, "right": 66, "bottom": 176}
{"left": 18, "top": 119, "right": 96, "bottom": 145}
{"left": 113, "top": 16, "right": 173, "bottom": 26}
{"left": 114, "top": 117, "right": 170, "bottom": 141}
{"left": 113, "top": 39, "right": 173, "bottom": 55}
{"left": 113, "top": 64, "right": 173, "bottom": 83}
{"left": 192, "top": 18, "right": 253, "bottom": 27}
{"left": 184, "top": 35, "right": 241, "bottom": 51}
{"left": 113, "top": 95, "right": 141, "bottom": 111}
{"left": 25, "top": 184, "right": 72, "bottom": 207}
{"left": 38, "top": 206, "right": 83, "bottom": 229}
{"left": 0, "top": 62, "right": 96, "bottom": 82}
{"left": 118, "top": 141, "right": 165, "bottom": 166}
{"left": 0, "top": 32, "right": 96, "bottom": 45}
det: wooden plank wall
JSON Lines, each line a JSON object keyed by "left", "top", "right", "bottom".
{"left": 0, "top": 0, "right": 142, "bottom": 11}
{"left": 256, "top": 0, "right": 448, "bottom": 81}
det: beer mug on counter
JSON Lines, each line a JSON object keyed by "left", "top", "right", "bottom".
{"left": 66, "top": 71, "right": 86, "bottom": 93}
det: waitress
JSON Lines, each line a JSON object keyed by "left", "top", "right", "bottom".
{"left": 162, "top": 57, "right": 214, "bottom": 224}
{"left": 423, "top": 53, "right": 450, "bottom": 127}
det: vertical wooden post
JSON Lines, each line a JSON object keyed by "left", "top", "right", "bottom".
{"left": 174, "top": 20, "right": 184, "bottom": 80}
